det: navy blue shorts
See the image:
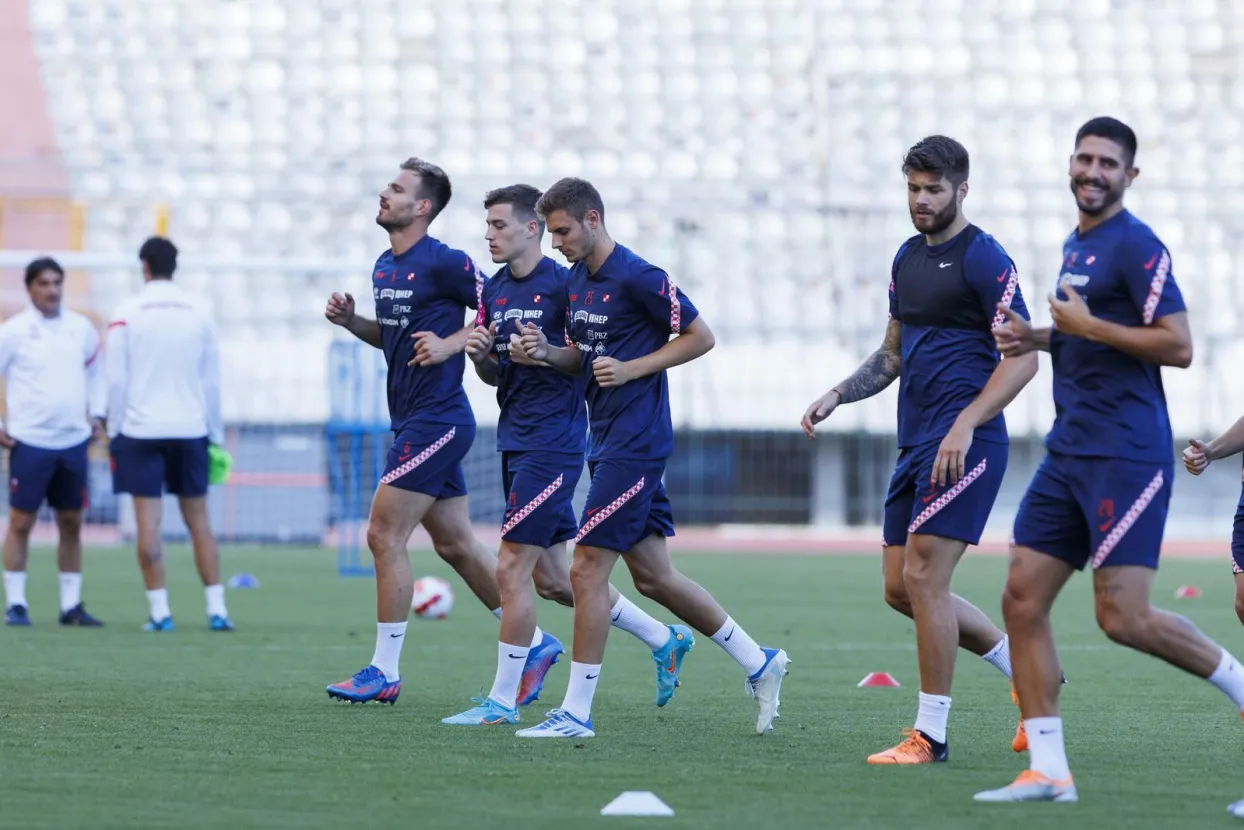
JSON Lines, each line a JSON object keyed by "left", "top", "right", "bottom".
{"left": 8, "top": 439, "right": 90, "bottom": 512}
{"left": 110, "top": 434, "right": 210, "bottom": 498}
{"left": 499, "top": 451, "right": 583, "bottom": 549}
{"left": 575, "top": 458, "right": 675, "bottom": 553}
{"left": 379, "top": 423, "right": 474, "bottom": 499}
{"left": 1231, "top": 489, "right": 1244, "bottom": 575}
{"left": 1012, "top": 452, "right": 1172, "bottom": 571}
{"left": 882, "top": 438, "right": 1008, "bottom": 547}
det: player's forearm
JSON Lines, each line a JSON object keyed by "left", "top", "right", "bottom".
{"left": 346, "top": 316, "right": 383, "bottom": 348}
{"left": 1032, "top": 328, "right": 1052, "bottom": 352}
{"left": 541, "top": 345, "right": 584, "bottom": 376}
{"left": 1082, "top": 317, "right": 1192, "bottom": 368}
{"left": 832, "top": 348, "right": 902, "bottom": 405}
{"left": 472, "top": 355, "right": 500, "bottom": 386}
{"left": 1208, "top": 415, "right": 1244, "bottom": 461}
{"left": 446, "top": 325, "right": 471, "bottom": 353}
{"left": 625, "top": 326, "right": 714, "bottom": 380}
{"left": 956, "top": 353, "right": 1038, "bottom": 429}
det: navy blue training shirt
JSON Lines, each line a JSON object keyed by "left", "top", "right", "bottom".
{"left": 565, "top": 244, "right": 699, "bottom": 461}
{"left": 1045, "top": 209, "right": 1185, "bottom": 463}
{"left": 888, "top": 224, "right": 1030, "bottom": 449}
{"left": 372, "top": 235, "right": 482, "bottom": 430}
{"left": 476, "top": 256, "right": 587, "bottom": 454}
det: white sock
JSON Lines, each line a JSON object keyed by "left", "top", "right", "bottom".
{"left": 1024, "top": 716, "right": 1071, "bottom": 779}
{"left": 492, "top": 607, "right": 503, "bottom": 619}
{"left": 146, "top": 588, "right": 171, "bottom": 622}
{"left": 913, "top": 691, "right": 952, "bottom": 743}
{"left": 610, "top": 594, "right": 670, "bottom": 650}
{"left": 59, "top": 572, "right": 83, "bottom": 612}
{"left": 489, "top": 641, "right": 529, "bottom": 709}
{"left": 1208, "top": 649, "right": 1244, "bottom": 710}
{"left": 560, "top": 661, "right": 601, "bottom": 722}
{"left": 529, "top": 625, "right": 545, "bottom": 648}
{"left": 982, "top": 635, "right": 1014, "bottom": 679}
{"left": 710, "top": 616, "right": 767, "bottom": 676}
{"left": 3, "top": 570, "right": 27, "bottom": 609}
{"left": 205, "top": 584, "right": 227, "bottom": 618}
{"left": 370, "top": 621, "right": 407, "bottom": 682}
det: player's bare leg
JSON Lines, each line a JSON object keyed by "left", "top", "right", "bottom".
{"left": 326, "top": 483, "right": 434, "bottom": 703}
{"left": 178, "top": 496, "right": 230, "bottom": 630}
{"left": 52, "top": 508, "right": 100, "bottom": 627}
{"left": 2, "top": 507, "right": 36, "bottom": 625}
{"left": 130, "top": 496, "right": 177, "bottom": 631}
{"left": 882, "top": 544, "right": 1007, "bottom": 655}
{"left": 421, "top": 495, "right": 501, "bottom": 611}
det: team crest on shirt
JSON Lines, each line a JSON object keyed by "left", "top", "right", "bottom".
{"left": 533, "top": 294, "right": 541, "bottom": 303}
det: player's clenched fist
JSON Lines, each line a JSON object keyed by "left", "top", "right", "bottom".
{"left": 993, "top": 303, "right": 1034, "bottom": 357}
{"left": 325, "top": 292, "right": 355, "bottom": 326}
{"left": 517, "top": 321, "right": 549, "bottom": 362}
{"left": 592, "top": 356, "right": 634, "bottom": 388}
{"left": 466, "top": 320, "right": 497, "bottom": 364}
{"left": 1182, "top": 438, "right": 1213, "bottom": 476}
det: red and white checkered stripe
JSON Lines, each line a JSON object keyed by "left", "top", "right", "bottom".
{"left": 575, "top": 477, "right": 646, "bottom": 543}
{"left": 1232, "top": 557, "right": 1242, "bottom": 576}
{"left": 990, "top": 266, "right": 1020, "bottom": 330}
{"left": 907, "top": 458, "right": 988, "bottom": 534}
{"left": 1090, "top": 469, "right": 1165, "bottom": 569}
{"left": 378, "top": 428, "right": 456, "bottom": 486}
{"left": 500, "top": 474, "right": 564, "bottom": 536}
{"left": 473, "top": 262, "right": 486, "bottom": 313}
{"left": 1142, "top": 250, "right": 1170, "bottom": 325}
{"left": 667, "top": 276, "right": 682, "bottom": 334}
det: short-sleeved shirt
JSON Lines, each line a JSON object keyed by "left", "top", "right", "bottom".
{"left": 565, "top": 244, "right": 699, "bottom": 461}
{"left": 1045, "top": 209, "right": 1185, "bottom": 462}
{"left": 889, "top": 224, "right": 1030, "bottom": 449}
{"left": 372, "top": 235, "right": 483, "bottom": 431}
{"left": 477, "top": 256, "right": 587, "bottom": 453}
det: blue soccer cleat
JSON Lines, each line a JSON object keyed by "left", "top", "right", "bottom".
{"left": 59, "top": 604, "right": 103, "bottom": 627}
{"left": 326, "top": 665, "right": 401, "bottom": 704}
{"left": 517, "top": 631, "right": 564, "bottom": 706}
{"left": 5, "top": 604, "right": 30, "bottom": 627}
{"left": 442, "top": 696, "right": 520, "bottom": 726}
{"left": 143, "top": 616, "right": 175, "bottom": 632}
{"left": 208, "top": 614, "right": 235, "bottom": 632}
{"left": 746, "top": 647, "right": 790, "bottom": 735}
{"left": 514, "top": 708, "right": 595, "bottom": 738}
{"left": 652, "top": 624, "right": 695, "bottom": 706}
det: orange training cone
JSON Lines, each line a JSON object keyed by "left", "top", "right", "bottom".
{"left": 857, "top": 672, "right": 901, "bottom": 688}
{"left": 1175, "top": 585, "right": 1202, "bottom": 599}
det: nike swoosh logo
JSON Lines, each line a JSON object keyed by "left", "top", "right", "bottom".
{"left": 939, "top": 262, "right": 953, "bottom": 268}
{"left": 611, "top": 611, "right": 622, "bottom": 622}
{"left": 389, "top": 633, "right": 404, "bottom": 638}
{"left": 922, "top": 493, "right": 937, "bottom": 503}
{"left": 723, "top": 626, "right": 735, "bottom": 642}
{"left": 1144, "top": 253, "right": 1159, "bottom": 270}
{"left": 585, "top": 673, "right": 599, "bottom": 680}
{"left": 398, "top": 453, "right": 413, "bottom": 462}
{"left": 1038, "top": 729, "right": 1057, "bottom": 735}
{"left": 508, "top": 653, "right": 526, "bottom": 659}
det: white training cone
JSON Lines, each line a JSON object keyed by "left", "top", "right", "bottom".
{"left": 600, "top": 791, "right": 675, "bottom": 817}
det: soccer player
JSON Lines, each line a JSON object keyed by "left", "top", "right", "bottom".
{"left": 802, "top": 136, "right": 1037, "bottom": 764}
{"left": 974, "top": 117, "right": 1244, "bottom": 805}
{"left": 510, "top": 178, "right": 788, "bottom": 739}
{"left": 443, "top": 184, "right": 693, "bottom": 726}
{"left": 324, "top": 159, "right": 557, "bottom": 706}
{"left": 0, "top": 257, "right": 105, "bottom": 627}
{"left": 107, "top": 237, "right": 232, "bottom": 632}
{"left": 1182, "top": 423, "right": 1244, "bottom": 626}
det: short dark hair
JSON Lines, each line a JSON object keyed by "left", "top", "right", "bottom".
{"left": 24, "top": 256, "right": 64, "bottom": 287}
{"left": 400, "top": 157, "right": 452, "bottom": 222}
{"left": 902, "top": 135, "right": 970, "bottom": 187}
{"left": 139, "top": 236, "right": 178, "bottom": 278}
{"left": 535, "top": 177, "right": 606, "bottom": 223}
{"left": 1075, "top": 116, "right": 1138, "bottom": 166}
{"left": 484, "top": 184, "right": 544, "bottom": 232}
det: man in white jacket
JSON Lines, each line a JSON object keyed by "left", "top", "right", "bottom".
{"left": 0, "top": 257, "right": 106, "bottom": 627}
{"left": 106, "top": 237, "right": 232, "bottom": 632}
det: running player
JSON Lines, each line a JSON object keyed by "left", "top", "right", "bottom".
{"left": 975, "top": 117, "right": 1244, "bottom": 805}
{"left": 511, "top": 178, "right": 788, "bottom": 739}
{"left": 802, "top": 136, "right": 1037, "bottom": 763}
{"left": 1181, "top": 422, "right": 1244, "bottom": 625}
{"left": 324, "top": 159, "right": 557, "bottom": 705}
{"left": 443, "top": 184, "right": 693, "bottom": 726}
{"left": 107, "top": 237, "right": 232, "bottom": 631}
{"left": 0, "top": 257, "right": 105, "bottom": 627}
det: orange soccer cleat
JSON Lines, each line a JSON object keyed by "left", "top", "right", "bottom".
{"left": 867, "top": 728, "right": 948, "bottom": 765}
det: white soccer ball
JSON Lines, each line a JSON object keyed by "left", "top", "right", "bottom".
{"left": 411, "top": 576, "right": 454, "bottom": 620}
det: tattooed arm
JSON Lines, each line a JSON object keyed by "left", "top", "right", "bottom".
{"left": 801, "top": 318, "right": 902, "bottom": 438}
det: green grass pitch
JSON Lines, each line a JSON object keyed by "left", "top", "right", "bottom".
{"left": 2, "top": 546, "right": 1242, "bottom": 829}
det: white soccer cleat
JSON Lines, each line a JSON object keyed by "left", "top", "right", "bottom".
{"left": 974, "top": 771, "right": 1078, "bottom": 803}
{"left": 514, "top": 708, "right": 595, "bottom": 739}
{"left": 1228, "top": 799, "right": 1244, "bottom": 819}
{"left": 746, "top": 647, "right": 789, "bottom": 735}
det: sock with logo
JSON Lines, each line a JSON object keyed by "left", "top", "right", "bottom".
{"left": 609, "top": 594, "right": 669, "bottom": 650}
{"left": 371, "top": 621, "right": 407, "bottom": 682}
{"left": 711, "top": 616, "right": 767, "bottom": 675}
{"left": 489, "top": 641, "right": 529, "bottom": 709}
{"left": 1025, "top": 716, "right": 1071, "bottom": 779}
{"left": 560, "top": 662, "right": 602, "bottom": 722}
